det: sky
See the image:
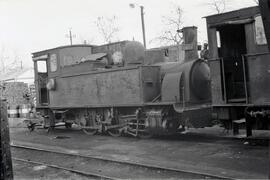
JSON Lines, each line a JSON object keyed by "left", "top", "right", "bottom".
{"left": 0, "top": 0, "right": 257, "bottom": 70}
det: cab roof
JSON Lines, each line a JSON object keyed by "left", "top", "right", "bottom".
{"left": 32, "top": 44, "right": 96, "bottom": 56}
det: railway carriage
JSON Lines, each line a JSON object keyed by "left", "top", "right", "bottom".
{"left": 32, "top": 27, "right": 212, "bottom": 137}
{"left": 205, "top": 6, "right": 270, "bottom": 136}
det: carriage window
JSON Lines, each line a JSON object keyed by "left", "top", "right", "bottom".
{"left": 37, "top": 61, "right": 47, "bottom": 73}
{"left": 50, "top": 54, "right": 57, "bottom": 72}
{"left": 255, "top": 15, "right": 267, "bottom": 45}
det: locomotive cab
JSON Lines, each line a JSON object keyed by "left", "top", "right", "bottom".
{"left": 32, "top": 45, "right": 94, "bottom": 127}
{"left": 206, "top": 6, "right": 270, "bottom": 136}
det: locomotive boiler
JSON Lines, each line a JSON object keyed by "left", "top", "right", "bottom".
{"left": 32, "top": 26, "right": 212, "bottom": 137}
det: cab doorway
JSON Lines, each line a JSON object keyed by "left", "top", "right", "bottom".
{"left": 36, "top": 60, "right": 49, "bottom": 105}
{"left": 217, "top": 24, "right": 248, "bottom": 102}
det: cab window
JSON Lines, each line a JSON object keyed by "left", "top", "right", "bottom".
{"left": 254, "top": 15, "right": 267, "bottom": 45}
{"left": 37, "top": 61, "right": 47, "bottom": 73}
{"left": 50, "top": 54, "right": 57, "bottom": 72}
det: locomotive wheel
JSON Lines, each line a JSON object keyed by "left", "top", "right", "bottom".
{"left": 65, "top": 122, "right": 72, "bottom": 129}
{"left": 47, "top": 126, "right": 55, "bottom": 133}
{"left": 27, "top": 123, "right": 35, "bottom": 132}
{"left": 108, "top": 128, "right": 122, "bottom": 137}
{"left": 138, "top": 130, "right": 153, "bottom": 139}
{"left": 82, "top": 128, "right": 98, "bottom": 135}
{"left": 80, "top": 121, "right": 98, "bottom": 135}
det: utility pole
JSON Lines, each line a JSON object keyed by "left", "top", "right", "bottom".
{"left": 66, "top": 28, "right": 76, "bottom": 45}
{"left": 129, "top": 3, "right": 147, "bottom": 49}
{"left": 140, "top": 6, "right": 146, "bottom": 49}
{"left": 69, "top": 29, "right": 73, "bottom": 45}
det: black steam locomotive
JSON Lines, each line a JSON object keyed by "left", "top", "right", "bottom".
{"left": 32, "top": 27, "right": 212, "bottom": 137}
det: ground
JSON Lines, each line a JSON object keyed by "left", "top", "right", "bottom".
{"left": 9, "top": 118, "right": 270, "bottom": 179}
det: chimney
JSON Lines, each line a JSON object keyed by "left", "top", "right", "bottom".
{"left": 182, "top": 26, "right": 198, "bottom": 61}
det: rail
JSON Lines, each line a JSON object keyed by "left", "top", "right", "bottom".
{"left": 13, "top": 157, "right": 113, "bottom": 179}
{"left": 11, "top": 144, "right": 233, "bottom": 180}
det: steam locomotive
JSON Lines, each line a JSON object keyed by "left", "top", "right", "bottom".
{"left": 32, "top": 5, "right": 270, "bottom": 137}
{"left": 32, "top": 26, "right": 212, "bottom": 137}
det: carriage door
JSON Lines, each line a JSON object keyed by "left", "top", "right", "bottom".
{"left": 217, "top": 24, "right": 247, "bottom": 103}
{"left": 35, "top": 60, "right": 49, "bottom": 105}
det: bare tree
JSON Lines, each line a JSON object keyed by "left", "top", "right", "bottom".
{"left": 0, "top": 46, "right": 7, "bottom": 74}
{"left": 94, "top": 16, "right": 120, "bottom": 43}
{"left": 151, "top": 4, "right": 184, "bottom": 46}
{"left": 0, "top": 46, "right": 23, "bottom": 75}
{"left": 206, "top": 0, "right": 227, "bottom": 14}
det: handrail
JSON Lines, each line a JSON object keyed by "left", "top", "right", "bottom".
{"left": 241, "top": 55, "right": 249, "bottom": 104}
{"left": 220, "top": 58, "right": 227, "bottom": 103}
{"left": 245, "top": 52, "right": 270, "bottom": 57}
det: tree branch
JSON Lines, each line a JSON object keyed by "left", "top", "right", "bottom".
{"left": 94, "top": 16, "right": 120, "bottom": 43}
{"left": 152, "top": 4, "right": 184, "bottom": 46}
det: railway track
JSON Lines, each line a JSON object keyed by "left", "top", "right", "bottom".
{"left": 11, "top": 144, "right": 233, "bottom": 179}
{"left": 13, "top": 157, "right": 111, "bottom": 179}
